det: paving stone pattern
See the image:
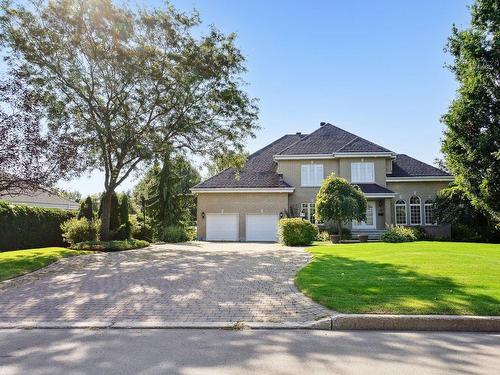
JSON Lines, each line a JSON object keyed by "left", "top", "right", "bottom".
{"left": 0, "top": 242, "right": 330, "bottom": 324}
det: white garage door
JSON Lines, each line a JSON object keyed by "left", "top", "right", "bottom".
{"left": 246, "top": 214, "right": 279, "bottom": 242}
{"left": 206, "top": 214, "right": 239, "bottom": 241}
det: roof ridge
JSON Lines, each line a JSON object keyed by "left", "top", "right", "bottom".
{"left": 191, "top": 167, "right": 236, "bottom": 189}
{"left": 336, "top": 135, "right": 359, "bottom": 152}
{"left": 277, "top": 125, "right": 331, "bottom": 155}
{"left": 247, "top": 134, "right": 299, "bottom": 160}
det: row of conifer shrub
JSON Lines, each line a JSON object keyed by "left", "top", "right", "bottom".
{"left": 0, "top": 201, "right": 75, "bottom": 251}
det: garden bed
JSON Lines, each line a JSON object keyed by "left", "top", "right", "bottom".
{"left": 72, "top": 239, "right": 150, "bottom": 252}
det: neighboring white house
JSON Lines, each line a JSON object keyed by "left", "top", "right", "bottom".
{"left": 1, "top": 189, "right": 79, "bottom": 210}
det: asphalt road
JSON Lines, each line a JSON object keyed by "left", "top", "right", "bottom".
{"left": 1, "top": 329, "right": 499, "bottom": 375}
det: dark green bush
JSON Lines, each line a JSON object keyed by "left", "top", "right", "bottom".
{"left": 381, "top": 225, "right": 417, "bottom": 243}
{"left": 452, "top": 223, "right": 481, "bottom": 242}
{"left": 279, "top": 218, "right": 318, "bottom": 246}
{"left": 0, "top": 201, "right": 75, "bottom": 251}
{"left": 130, "top": 214, "right": 153, "bottom": 241}
{"left": 111, "top": 222, "right": 131, "bottom": 240}
{"left": 72, "top": 239, "right": 149, "bottom": 252}
{"left": 160, "top": 225, "right": 189, "bottom": 243}
{"left": 410, "top": 226, "right": 427, "bottom": 240}
{"left": 326, "top": 226, "right": 352, "bottom": 240}
{"left": 61, "top": 217, "right": 100, "bottom": 245}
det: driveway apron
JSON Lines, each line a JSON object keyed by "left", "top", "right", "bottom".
{"left": 0, "top": 242, "right": 329, "bottom": 325}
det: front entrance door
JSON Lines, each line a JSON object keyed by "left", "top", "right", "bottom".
{"left": 353, "top": 201, "right": 376, "bottom": 229}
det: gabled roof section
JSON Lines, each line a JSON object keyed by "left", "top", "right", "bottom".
{"left": 388, "top": 154, "right": 451, "bottom": 178}
{"left": 277, "top": 123, "right": 392, "bottom": 155}
{"left": 192, "top": 134, "right": 305, "bottom": 190}
{"left": 354, "top": 183, "right": 395, "bottom": 195}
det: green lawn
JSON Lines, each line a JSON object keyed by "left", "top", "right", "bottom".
{"left": 0, "top": 247, "right": 92, "bottom": 282}
{"left": 295, "top": 241, "right": 500, "bottom": 315}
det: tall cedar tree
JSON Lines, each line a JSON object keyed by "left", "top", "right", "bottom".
{"left": 77, "top": 196, "right": 94, "bottom": 221}
{"left": 442, "top": 0, "right": 500, "bottom": 224}
{"left": 109, "top": 192, "right": 120, "bottom": 232}
{"left": 119, "top": 195, "right": 129, "bottom": 226}
{"left": 133, "top": 155, "right": 200, "bottom": 227}
{"left": 0, "top": 0, "right": 258, "bottom": 239}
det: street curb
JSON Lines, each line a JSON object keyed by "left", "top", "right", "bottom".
{"left": 1, "top": 315, "right": 499, "bottom": 331}
{"left": 331, "top": 314, "right": 500, "bottom": 332}
{"left": 0, "top": 318, "right": 332, "bottom": 330}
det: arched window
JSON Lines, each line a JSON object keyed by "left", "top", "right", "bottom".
{"left": 424, "top": 200, "right": 435, "bottom": 225}
{"left": 395, "top": 200, "right": 407, "bottom": 225}
{"left": 409, "top": 196, "right": 421, "bottom": 225}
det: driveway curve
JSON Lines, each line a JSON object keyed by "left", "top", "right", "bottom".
{"left": 0, "top": 242, "right": 330, "bottom": 326}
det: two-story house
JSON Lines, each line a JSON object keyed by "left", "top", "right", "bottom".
{"left": 191, "top": 123, "right": 453, "bottom": 241}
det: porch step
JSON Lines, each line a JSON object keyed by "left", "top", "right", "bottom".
{"left": 351, "top": 230, "right": 387, "bottom": 240}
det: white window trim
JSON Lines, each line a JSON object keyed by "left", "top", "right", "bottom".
{"left": 300, "top": 203, "right": 316, "bottom": 223}
{"left": 301, "top": 164, "right": 324, "bottom": 187}
{"left": 394, "top": 199, "right": 407, "bottom": 225}
{"left": 409, "top": 196, "right": 422, "bottom": 225}
{"left": 351, "top": 162, "right": 375, "bottom": 183}
{"left": 424, "top": 200, "right": 436, "bottom": 226}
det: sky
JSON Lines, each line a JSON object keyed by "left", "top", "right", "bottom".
{"left": 13, "top": 0, "right": 475, "bottom": 196}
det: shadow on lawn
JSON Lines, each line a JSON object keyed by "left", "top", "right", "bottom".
{"left": 297, "top": 255, "right": 500, "bottom": 315}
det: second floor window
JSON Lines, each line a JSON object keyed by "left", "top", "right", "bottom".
{"left": 351, "top": 162, "right": 375, "bottom": 183}
{"left": 301, "top": 164, "right": 323, "bottom": 187}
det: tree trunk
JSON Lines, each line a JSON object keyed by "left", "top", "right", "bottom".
{"left": 337, "top": 220, "right": 342, "bottom": 243}
{"left": 100, "top": 189, "right": 113, "bottom": 241}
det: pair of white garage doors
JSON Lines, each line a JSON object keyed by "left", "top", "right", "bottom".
{"left": 206, "top": 213, "right": 279, "bottom": 242}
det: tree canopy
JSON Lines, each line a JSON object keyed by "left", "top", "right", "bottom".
{"left": 0, "top": 76, "right": 82, "bottom": 195}
{"left": 441, "top": 0, "right": 500, "bottom": 225}
{"left": 206, "top": 149, "right": 249, "bottom": 177}
{"left": 315, "top": 174, "right": 367, "bottom": 241}
{"left": 0, "top": 0, "right": 258, "bottom": 238}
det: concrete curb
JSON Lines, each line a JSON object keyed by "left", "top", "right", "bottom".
{"left": 1, "top": 315, "right": 499, "bottom": 331}
{"left": 331, "top": 314, "right": 500, "bottom": 332}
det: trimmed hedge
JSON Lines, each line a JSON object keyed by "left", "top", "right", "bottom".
{"left": 279, "top": 218, "right": 318, "bottom": 246}
{"left": 72, "top": 239, "right": 150, "bottom": 252}
{"left": 0, "top": 201, "right": 75, "bottom": 251}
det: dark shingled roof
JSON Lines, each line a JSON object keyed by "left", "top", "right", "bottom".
{"left": 193, "top": 125, "right": 452, "bottom": 190}
{"left": 389, "top": 154, "right": 451, "bottom": 177}
{"left": 193, "top": 134, "right": 305, "bottom": 189}
{"left": 355, "top": 183, "right": 395, "bottom": 194}
{"left": 278, "top": 123, "right": 392, "bottom": 155}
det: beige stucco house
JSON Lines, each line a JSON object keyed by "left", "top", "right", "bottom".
{"left": 191, "top": 123, "right": 453, "bottom": 241}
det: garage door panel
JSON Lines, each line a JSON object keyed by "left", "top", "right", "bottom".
{"left": 206, "top": 214, "right": 239, "bottom": 241}
{"left": 246, "top": 214, "right": 279, "bottom": 242}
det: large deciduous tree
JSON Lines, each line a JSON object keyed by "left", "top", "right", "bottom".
{"left": 0, "top": 0, "right": 258, "bottom": 239}
{"left": 441, "top": 0, "right": 500, "bottom": 225}
{"left": 206, "top": 149, "right": 249, "bottom": 177}
{"left": 0, "top": 77, "right": 81, "bottom": 195}
{"left": 315, "top": 174, "right": 367, "bottom": 242}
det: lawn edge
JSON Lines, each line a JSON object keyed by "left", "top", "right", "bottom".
{"left": 0, "top": 249, "right": 93, "bottom": 284}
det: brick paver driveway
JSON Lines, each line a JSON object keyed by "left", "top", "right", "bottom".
{"left": 0, "top": 242, "right": 330, "bottom": 326}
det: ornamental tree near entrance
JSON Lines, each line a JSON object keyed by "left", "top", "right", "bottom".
{"left": 315, "top": 174, "right": 367, "bottom": 242}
